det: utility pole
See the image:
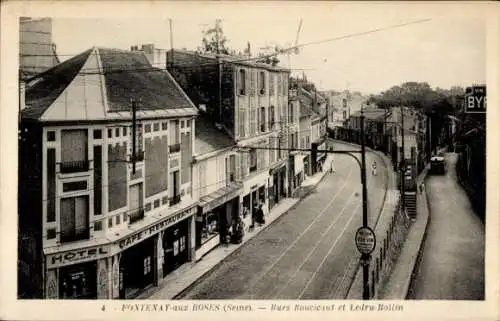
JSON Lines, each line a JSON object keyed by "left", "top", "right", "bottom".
{"left": 131, "top": 97, "right": 137, "bottom": 174}
{"left": 169, "top": 19, "right": 174, "bottom": 68}
{"left": 360, "top": 107, "right": 370, "bottom": 300}
{"left": 400, "top": 106, "right": 405, "bottom": 213}
{"left": 215, "top": 19, "right": 223, "bottom": 123}
{"left": 383, "top": 106, "right": 387, "bottom": 153}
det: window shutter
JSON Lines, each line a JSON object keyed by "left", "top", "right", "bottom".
{"left": 60, "top": 198, "right": 75, "bottom": 238}
{"left": 241, "top": 153, "right": 247, "bottom": 178}
{"left": 74, "top": 196, "right": 88, "bottom": 236}
{"left": 61, "top": 130, "right": 87, "bottom": 163}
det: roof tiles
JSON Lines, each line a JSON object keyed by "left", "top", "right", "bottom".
{"left": 23, "top": 47, "right": 197, "bottom": 122}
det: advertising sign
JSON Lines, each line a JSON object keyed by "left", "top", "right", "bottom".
{"left": 465, "top": 85, "right": 486, "bottom": 113}
{"left": 47, "top": 246, "right": 110, "bottom": 268}
{"left": 355, "top": 227, "right": 376, "bottom": 255}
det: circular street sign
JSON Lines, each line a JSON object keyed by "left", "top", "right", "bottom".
{"left": 355, "top": 227, "right": 376, "bottom": 255}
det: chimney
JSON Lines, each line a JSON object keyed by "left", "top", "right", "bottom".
{"left": 19, "top": 81, "right": 26, "bottom": 111}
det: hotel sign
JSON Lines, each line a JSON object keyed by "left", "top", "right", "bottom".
{"left": 118, "top": 208, "right": 193, "bottom": 250}
{"left": 47, "top": 246, "right": 110, "bottom": 268}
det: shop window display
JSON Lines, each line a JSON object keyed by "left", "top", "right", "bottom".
{"left": 196, "top": 212, "right": 219, "bottom": 248}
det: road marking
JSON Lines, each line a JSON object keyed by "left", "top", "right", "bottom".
{"left": 298, "top": 202, "right": 361, "bottom": 299}
{"left": 244, "top": 159, "right": 356, "bottom": 299}
{"left": 273, "top": 192, "right": 358, "bottom": 298}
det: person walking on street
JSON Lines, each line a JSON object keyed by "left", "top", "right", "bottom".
{"left": 372, "top": 160, "right": 377, "bottom": 176}
{"left": 330, "top": 159, "right": 335, "bottom": 174}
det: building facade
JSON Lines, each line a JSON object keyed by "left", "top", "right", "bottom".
{"left": 297, "top": 88, "right": 327, "bottom": 175}
{"left": 166, "top": 49, "right": 292, "bottom": 223}
{"left": 19, "top": 47, "right": 199, "bottom": 299}
{"left": 287, "top": 89, "right": 302, "bottom": 197}
{"left": 299, "top": 101, "right": 313, "bottom": 177}
{"left": 191, "top": 113, "right": 240, "bottom": 258}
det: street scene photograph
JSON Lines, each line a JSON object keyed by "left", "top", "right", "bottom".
{"left": 13, "top": 3, "right": 488, "bottom": 305}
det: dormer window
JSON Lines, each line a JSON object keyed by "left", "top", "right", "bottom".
{"left": 239, "top": 69, "right": 246, "bottom": 95}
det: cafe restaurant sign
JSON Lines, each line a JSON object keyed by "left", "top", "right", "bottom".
{"left": 118, "top": 208, "right": 193, "bottom": 250}
{"left": 47, "top": 246, "right": 110, "bottom": 268}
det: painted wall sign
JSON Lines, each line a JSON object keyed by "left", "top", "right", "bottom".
{"left": 47, "top": 246, "right": 110, "bottom": 268}
{"left": 118, "top": 208, "right": 193, "bottom": 250}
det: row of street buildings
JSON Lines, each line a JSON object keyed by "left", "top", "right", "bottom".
{"left": 18, "top": 18, "right": 329, "bottom": 299}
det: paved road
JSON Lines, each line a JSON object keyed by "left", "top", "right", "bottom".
{"left": 407, "top": 153, "right": 485, "bottom": 300}
{"left": 176, "top": 142, "right": 388, "bottom": 300}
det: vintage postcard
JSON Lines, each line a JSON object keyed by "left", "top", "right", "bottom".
{"left": 1, "top": 1, "right": 499, "bottom": 320}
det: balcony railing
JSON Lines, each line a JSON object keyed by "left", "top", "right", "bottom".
{"left": 169, "top": 143, "right": 181, "bottom": 154}
{"left": 60, "top": 160, "right": 90, "bottom": 174}
{"left": 169, "top": 194, "right": 181, "bottom": 206}
{"left": 130, "top": 150, "right": 145, "bottom": 162}
{"left": 128, "top": 208, "right": 145, "bottom": 224}
{"left": 60, "top": 228, "right": 90, "bottom": 243}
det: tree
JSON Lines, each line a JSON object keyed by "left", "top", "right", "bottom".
{"left": 200, "top": 20, "right": 230, "bottom": 55}
{"left": 368, "top": 82, "right": 466, "bottom": 151}
{"left": 256, "top": 51, "right": 280, "bottom": 67}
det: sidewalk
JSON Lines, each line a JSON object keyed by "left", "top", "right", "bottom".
{"left": 139, "top": 157, "right": 332, "bottom": 300}
{"left": 378, "top": 166, "right": 430, "bottom": 299}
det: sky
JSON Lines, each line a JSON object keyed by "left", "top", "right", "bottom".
{"left": 49, "top": 4, "right": 486, "bottom": 95}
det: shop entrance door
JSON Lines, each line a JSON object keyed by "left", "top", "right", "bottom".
{"left": 163, "top": 219, "right": 188, "bottom": 276}
{"left": 273, "top": 173, "right": 279, "bottom": 205}
{"left": 121, "top": 238, "right": 154, "bottom": 298}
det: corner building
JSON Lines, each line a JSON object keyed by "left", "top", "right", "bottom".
{"left": 18, "top": 47, "right": 199, "bottom": 299}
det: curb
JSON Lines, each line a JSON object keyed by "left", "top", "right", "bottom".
{"left": 172, "top": 168, "right": 330, "bottom": 299}
{"left": 405, "top": 174, "right": 432, "bottom": 299}
{"left": 394, "top": 167, "right": 430, "bottom": 299}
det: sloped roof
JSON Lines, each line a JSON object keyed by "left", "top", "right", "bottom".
{"left": 23, "top": 47, "right": 197, "bottom": 122}
{"left": 300, "top": 102, "right": 313, "bottom": 118}
{"left": 298, "top": 90, "right": 314, "bottom": 118}
{"left": 195, "top": 113, "right": 234, "bottom": 155}
{"left": 23, "top": 49, "right": 92, "bottom": 120}
{"left": 299, "top": 88, "right": 326, "bottom": 104}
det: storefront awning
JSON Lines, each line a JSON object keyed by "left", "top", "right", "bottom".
{"left": 199, "top": 182, "right": 243, "bottom": 214}
{"left": 269, "top": 160, "right": 287, "bottom": 175}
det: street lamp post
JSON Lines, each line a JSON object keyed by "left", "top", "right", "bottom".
{"left": 359, "top": 110, "right": 371, "bottom": 300}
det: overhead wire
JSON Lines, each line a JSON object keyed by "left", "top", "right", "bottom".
{"left": 21, "top": 18, "right": 432, "bottom": 80}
